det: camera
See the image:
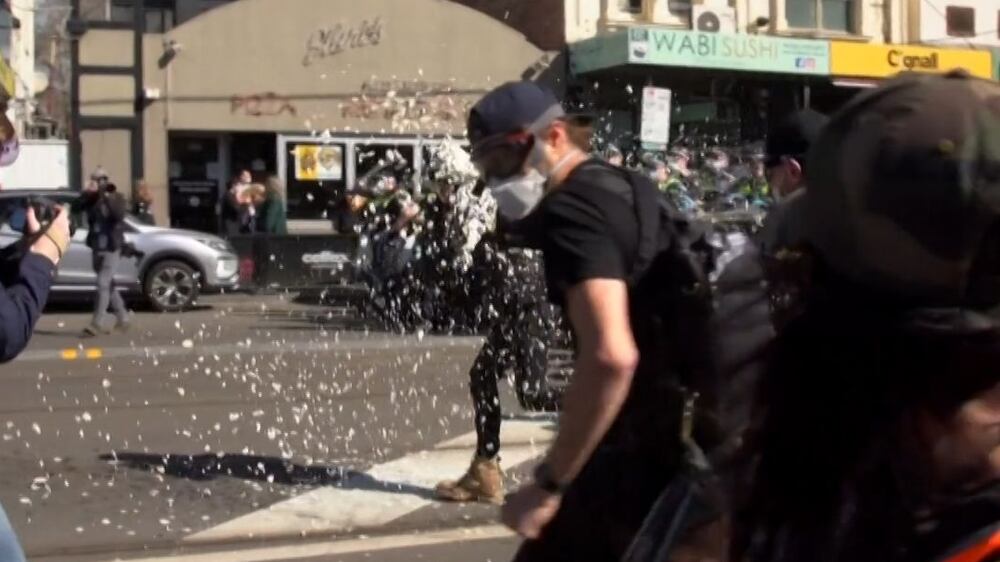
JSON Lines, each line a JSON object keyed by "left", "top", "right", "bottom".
{"left": 26, "top": 196, "right": 64, "bottom": 230}
{"left": 0, "top": 197, "right": 69, "bottom": 284}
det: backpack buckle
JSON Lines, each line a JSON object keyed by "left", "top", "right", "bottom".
{"left": 679, "top": 389, "right": 711, "bottom": 473}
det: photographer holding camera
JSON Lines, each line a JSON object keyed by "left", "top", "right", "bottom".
{"left": 76, "top": 169, "right": 131, "bottom": 337}
{"left": 0, "top": 199, "right": 70, "bottom": 561}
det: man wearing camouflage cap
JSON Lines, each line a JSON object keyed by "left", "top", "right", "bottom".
{"left": 731, "top": 71, "right": 1000, "bottom": 562}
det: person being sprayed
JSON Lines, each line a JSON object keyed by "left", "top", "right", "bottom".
{"left": 432, "top": 129, "right": 579, "bottom": 503}
{"left": 662, "top": 148, "right": 700, "bottom": 214}
{"left": 734, "top": 149, "right": 770, "bottom": 207}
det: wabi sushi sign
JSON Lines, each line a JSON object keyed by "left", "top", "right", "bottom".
{"left": 627, "top": 28, "right": 829, "bottom": 76}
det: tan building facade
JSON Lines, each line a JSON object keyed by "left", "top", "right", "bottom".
{"left": 76, "top": 0, "right": 554, "bottom": 233}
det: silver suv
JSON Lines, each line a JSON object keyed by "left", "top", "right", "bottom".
{"left": 0, "top": 190, "right": 239, "bottom": 311}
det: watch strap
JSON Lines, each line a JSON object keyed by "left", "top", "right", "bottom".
{"left": 534, "top": 462, "right": 570, "bottom": 495}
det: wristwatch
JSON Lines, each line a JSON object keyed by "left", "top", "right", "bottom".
{"left": 533, "top": 462, "right": 570, "bottom": 495}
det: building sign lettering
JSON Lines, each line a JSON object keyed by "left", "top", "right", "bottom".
{"left": 831, "top": 41, "right": 992, "bottom": 79}
{"left": 625, "top": 28, "right": 829, "bottom": 76}
{"left": 647, "top": 32, "right": 780, "bottom": 61}
{"left": 888, "top": 49, "right": 938, "bottom": 70}
{"left": 231, "top": 92, "right": 297, "bottom": 117}
{"left": 303, "top": 17, "right": 384, "bottom": 67}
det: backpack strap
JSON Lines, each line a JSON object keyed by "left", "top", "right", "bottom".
{"left": 575, "top": 161, "right": 674, "bottom": 285}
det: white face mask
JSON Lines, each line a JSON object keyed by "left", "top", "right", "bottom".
{"left": 488, "top": 170, "right": 545, "bottom": 221}
{"left": 528, "top": 136, "right": 550, "bottom": 176}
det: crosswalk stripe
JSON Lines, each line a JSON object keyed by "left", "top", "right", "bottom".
{"left": 108, "top": 524, "right": 514, "bottom": 562}
{"left": 185, "top": 419, "right": 555, "bottom": 544}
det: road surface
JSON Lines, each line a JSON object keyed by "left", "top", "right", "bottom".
{"left": 0, "top": 294, "right": 547, "bottom": 561}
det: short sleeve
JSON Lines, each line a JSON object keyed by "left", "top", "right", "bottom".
{"left": 540, "top": 189, "right": 627, "bottom": 302}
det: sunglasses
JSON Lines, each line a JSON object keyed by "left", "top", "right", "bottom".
{"left": 471, "top": 130, "right": 533, "bottom": 158}
{"left": 471, "top": 131, "right": 535, "bottom": 180}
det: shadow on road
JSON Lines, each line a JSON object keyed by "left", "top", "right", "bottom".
{"left": 99, "top": 452, "right": 437, "bottom": 499}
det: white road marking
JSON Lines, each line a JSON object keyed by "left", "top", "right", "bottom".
{"left": 185, "top": 419, "right": 555, "bottom": 544}
{"left": 109, "top": 524, "right": 514, "bottom": 562}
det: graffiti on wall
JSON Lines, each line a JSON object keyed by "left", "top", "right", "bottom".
{"left": 340, "top": 79, "right": 475, "bottom": 130}
{"left": 303, "top": 17, "right": 384, "bottom": 67}
{"left": 231, "top": 93, "right": 298, "bottom": 117}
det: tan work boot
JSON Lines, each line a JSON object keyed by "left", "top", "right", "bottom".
{"left": 435, "top": 456, "right": 504, "bottom": 505}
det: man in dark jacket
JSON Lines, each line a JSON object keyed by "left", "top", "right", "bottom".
{"left": 732, "top": 71, "right": 1000, "bottom": 562}
{"left": 0, "top": 201, "right": 70, "bottom": 561}
{"left": 758, "top": 109, "right": 828, "bottom": 256}
{"left": 76, "top": 172, "right": 130, "bottom": 336}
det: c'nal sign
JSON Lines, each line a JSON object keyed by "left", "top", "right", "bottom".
{"left": 303, "top": 17, "right": 384, "bottom": 66}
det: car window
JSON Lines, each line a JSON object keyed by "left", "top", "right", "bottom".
{"left": 0, "top": 196, "right": 25, "bottom": 232}
{"left": 0, "top": 194, "right": 88, "bottom": 234}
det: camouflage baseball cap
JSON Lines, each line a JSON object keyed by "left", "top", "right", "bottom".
{"left": 804, "top": 71, "right": 1000, "bottom": 306}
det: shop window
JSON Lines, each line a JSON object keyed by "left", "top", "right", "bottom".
{"left": 618, "top": 0, "right": 643, "bottom": 15}
{"left": 946, "top": 6, "right": 975, "bottom": 38}
{"left": 355, "top": 144, "right": 417, "bottom": 190}
{"left": 168, "top": 135, "right": 222, "bottom": 234}
{"left": 786, "top": 0, "right": 854, "bottom": 33}
{"left": 667, "top": 0, "right": 691, "bottom": 17}
{"left": 285, "top": 141, "right": 348, "bottom": 220}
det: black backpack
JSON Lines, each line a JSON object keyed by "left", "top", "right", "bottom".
{"left": 580, "top": 161, "right": 772, "bottom": 457}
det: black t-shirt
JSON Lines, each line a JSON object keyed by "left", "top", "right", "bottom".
{"left": 520, "top": 160, "right": 641, "bottom": 305}
{"left": 520, "top": 160, "right": 683, "bottom": 461}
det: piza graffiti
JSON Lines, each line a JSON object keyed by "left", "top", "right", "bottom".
{"left": 231, "top": 93, "right": 298, "bottom": 117}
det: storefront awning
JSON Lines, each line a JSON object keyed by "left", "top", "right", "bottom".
{"left": 569, "top": 27, "right": 830, "bottom": 78}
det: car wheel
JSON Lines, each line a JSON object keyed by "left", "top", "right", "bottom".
{"left": 144, "top": 260, "right": 200, "bottom": 312}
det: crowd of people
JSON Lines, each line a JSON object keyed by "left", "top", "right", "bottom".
{"left": 1, "top": 69, "right": 997, "bottom": 562}
{"left": 222, "top": 169, "right": 288, "bottom": 236}
{"left": 445, "top": 72, "right": 1000, "bottom": 562}
{"left": 303, "top": 74, "right": 1000, "bottom": 561}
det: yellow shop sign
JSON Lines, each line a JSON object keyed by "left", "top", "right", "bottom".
{"left": 831, "top": 42, "right": 992, "bottom": 79}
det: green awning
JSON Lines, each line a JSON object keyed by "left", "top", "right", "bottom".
{"left": 570, "top": 27, "right": 831, "bottom": 77}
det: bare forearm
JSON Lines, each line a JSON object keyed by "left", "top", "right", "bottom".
{"left": 545, "top": 355, "right": 635, "bottom": 483}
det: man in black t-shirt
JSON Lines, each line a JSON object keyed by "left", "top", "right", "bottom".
{"left": 469, "top": 82, "right": 689, "bottom": 560}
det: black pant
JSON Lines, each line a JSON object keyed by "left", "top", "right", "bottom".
{"left": 470, "top": 301, "right": 555, "bottom": 459}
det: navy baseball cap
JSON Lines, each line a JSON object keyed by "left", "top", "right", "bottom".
{"left": 468, "top": 81, "right": 591, "bottom": 157}
{"left": 765, "top": 109, "right": 828, "bottom": 169}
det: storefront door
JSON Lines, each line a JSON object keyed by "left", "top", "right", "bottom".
{"left": 168, "top": 135, "right": 223, "bottom": 234}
